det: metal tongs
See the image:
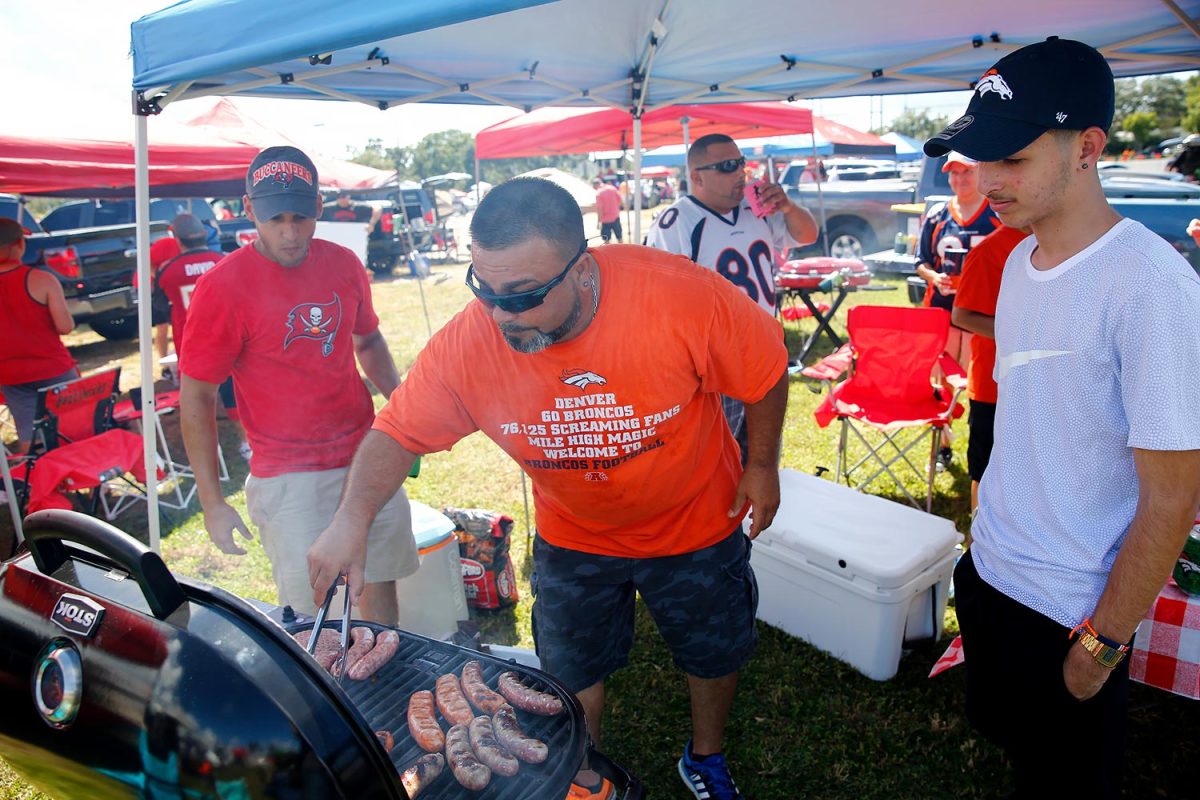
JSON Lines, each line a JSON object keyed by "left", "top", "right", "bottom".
{"left": 306, "top": 574, "right": 353, "bottom": 687}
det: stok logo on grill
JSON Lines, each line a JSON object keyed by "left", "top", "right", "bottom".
{"left": 51, "top": 593, "right": 105, "bottom": 638}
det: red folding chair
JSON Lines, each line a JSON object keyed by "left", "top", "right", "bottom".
{"left": 812, "top": 306, "right": 965, "bottom": 511}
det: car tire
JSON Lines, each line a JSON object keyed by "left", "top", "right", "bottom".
{"left": 367, "top": 256, "right": 398, "bottom": 276}
{"left": 825, "top": 221, "right": 877, "bottom": 261}
{"left": 88, "top": 315, "right": 139, "bottom": 341}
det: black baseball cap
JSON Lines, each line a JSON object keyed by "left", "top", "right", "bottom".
{"left": 924, "top": 37, "right": 1114, "bottom": 162}
{"left": 245, "top": 146, "right": 321, "bottom": 220}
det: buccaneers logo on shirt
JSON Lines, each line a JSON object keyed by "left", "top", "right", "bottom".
{"left": 284, "top": 294, "right": 342, "bottom": 357}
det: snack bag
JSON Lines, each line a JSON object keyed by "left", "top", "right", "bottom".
{"left": 443, "top": 507, "right": 519, "bottom": 610}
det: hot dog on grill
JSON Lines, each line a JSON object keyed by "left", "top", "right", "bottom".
{"left": 407, "top": 690, "right": 445, "bottom": 753}
{"left": 445, "top": 723, "right": 491, "bottom": 791}
{"left": 374, "top": 729, "right": 395, "bottom": 753}
{"left": 400, "top": 753, "right": 445, "bottom": 799}
{"left": 468, "top": 714, "right": 520, "bottom": 777}
{"left": 332, "top": 626, "right": 375, "bottom": 678}
{"left": 294, "top": 628, "right": 340, "bottom": 672}
{"left": 461, "top": 660, "right": 508, "bottom": 714}
{"left": 497, "top": 671, "right": 564, "bottom": 715}
{"left": 347, "top": 629, "right": 399, "bottom": 681}
{"left": 435, "top": 673, "right": 474, "bottom": 727}
{"left": 492, "top": 704, "right": 548, "bottom": 764}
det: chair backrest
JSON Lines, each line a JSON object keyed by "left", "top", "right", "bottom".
{"left": 33, "top": 368, "right": 121, "bottom": 450}
{"left": 846, "top": 306, "right": 950, "bottom": 404}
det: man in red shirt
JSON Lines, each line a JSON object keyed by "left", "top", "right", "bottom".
{"left": 592, "top": 178, "right": 623, "bottom": 243}
{"left": 179, "top": 146, "right": 416, "bottom": 624}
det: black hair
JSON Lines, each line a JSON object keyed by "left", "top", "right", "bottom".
{"left": 470, "top": 177, "right": 585, "bottom": 258}
{"left": 688, "top": 133, "right": 736, "bottom": 168}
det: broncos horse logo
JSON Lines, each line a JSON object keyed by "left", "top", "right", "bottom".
{"left": 560, "top": 369, "right": 607, "bottom": 391}
{"left": 975, "top": 70, "right": 1013, "bottom": 100}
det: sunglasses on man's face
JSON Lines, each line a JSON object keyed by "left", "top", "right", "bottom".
{"left": 465, "top": 241, "right": 589, "bottom": 313}
{"left": 694, "top": 157, "right": 746, "bottom": 174}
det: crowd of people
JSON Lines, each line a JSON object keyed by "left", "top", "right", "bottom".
{"left": 2, "top": 37, "right": 1199, "bottom": 800}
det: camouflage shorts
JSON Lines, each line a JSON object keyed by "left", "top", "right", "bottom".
{"left": 530, "top": 529, "right": 759, "bottom": 693}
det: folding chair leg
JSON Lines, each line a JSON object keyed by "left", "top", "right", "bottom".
{"left": 926, "top": 429, "right": 939, "bottom": 513}
{"left": 835, "top": 418, "right": 849, "bottom": 485}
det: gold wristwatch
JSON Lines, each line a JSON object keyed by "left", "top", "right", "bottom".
{"left": 1070, "top": 619, "right": 1130, "bottom": 669}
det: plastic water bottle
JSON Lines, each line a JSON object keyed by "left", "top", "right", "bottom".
{"left": 894, "top": 232, "right": 907, "bottom": 253}
{"left": 1173, "top": 516, "right": 1200, "bottom": 595}
{"left": 816, "top": 271, "right": 846, "bottom": 293}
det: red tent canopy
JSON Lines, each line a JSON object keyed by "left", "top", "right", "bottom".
{"left": 475, "top": 102, "right": 815, "bottom": 159}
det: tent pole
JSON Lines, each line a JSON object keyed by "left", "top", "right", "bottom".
{"left": 811, "top": 136, "right": 830, "bottom": 258}
{"left": 1, "top": 442, "right": 22, "bottom": 550}
{"left": 474, "top": 155, "right": 481, "bottom": 207}
{"left": 632, "top": 114, "right": 643, "bottom": 243}
{"left": 134, "top": 112, "right": 161, "bottom": 552}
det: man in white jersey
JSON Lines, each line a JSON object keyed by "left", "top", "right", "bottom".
{"left": 925, "top": 38, "right": 1200, "bottom": 798}
{"left": 647, "top": 134, "right": 816, "bottom": 462}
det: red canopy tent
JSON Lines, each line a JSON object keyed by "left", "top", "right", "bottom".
{"left": 474, "top": 101, "right": 815, "bottom": 159}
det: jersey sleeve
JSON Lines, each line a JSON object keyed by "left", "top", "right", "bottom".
{"left": 178, "top": 271, "right": 242, "bottom": 385}
{"left": 765, "top": 210, "right": 798, "bottom": 253}
{"left": 644, "top": 204, "right": 691, "bottom": 257}
{"left": 916, "top": 204, "right": 944, "bottom": 268}
{"left": 696, "top": 274, "right": 788, "bottom": 403}
{"left": 954, "top": 244, "right": 1001, "bottom": 316}
{"left": 372, "top": 312, "right": 480, "bottom": 454}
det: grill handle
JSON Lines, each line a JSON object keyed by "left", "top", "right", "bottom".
{"left": 23, "top": 509, "right": 186, "bottom": 619}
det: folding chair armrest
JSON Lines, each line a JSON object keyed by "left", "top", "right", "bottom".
{"left": 800, "top": 343, "right": 855, "bottom": 383}
{"left": 937, "top": 352, "right": 968, "bottom": 391}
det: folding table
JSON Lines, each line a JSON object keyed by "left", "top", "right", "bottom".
{"left": 776, "top": 257, "right": 872, "bottom": 365}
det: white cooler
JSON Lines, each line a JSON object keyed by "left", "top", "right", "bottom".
{"left": 751, "top": 469, "right": 963, "bottom": 680}
{"left": 395, "top": 501, "right": 470, "bottom": 640}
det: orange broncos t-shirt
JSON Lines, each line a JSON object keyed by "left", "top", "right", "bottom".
{"left": 954, "top": 225, "right": 1029, "bottom": 404}
{"left": 373, "top": 244, "right": 788, "bottom": 557}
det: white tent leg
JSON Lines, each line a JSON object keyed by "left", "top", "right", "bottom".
{"left": 2, "top": 442, "right": 22, "bottom": 549}
{"left": 811, "top": 136, "right": 829, "bottom": 257}
{"left": 135, "top": 113, "right": 161, "bottom": 552}
{"left": 632, "top": 115, "right": 643, "bottom": 243}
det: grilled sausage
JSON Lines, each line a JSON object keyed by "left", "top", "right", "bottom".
{"left": 375, "top": 729, "right": 395, "bottom": 753}
{"left": 347, "top": 629, "right": 399, "bottom": 681}
{"left": 407, "top": 690, "right": 445, "bottom": 753}
{"left": 332, "top": 626, "right": 375, "bottom": 678}
{"left": 435, "top": 673, "right": 475, "bottom": 727}
{"left": 497, "top": 671, "right": 564, "bottom": 715}
{"left": 400, "top": 753, "right": 445, "bottom": 799}
{"left": 445, "top": 723, "right": 491, "bottom": 791}
{"left": 492, "top": 704, "right": 548, "bottom": 764}
{"left": 294, "top": 628, "right": 340, "bottom": 672}
{"left": 468, "top": 714, "right": 520, "bottom": 777}
{"left": 461, "top": 660, "right": 508, "bottom": 714}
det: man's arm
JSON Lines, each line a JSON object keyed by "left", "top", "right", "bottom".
{"left": 366, "top": 205, "right": 382, "bottom": 232}
{"left": 179, "top": 374, "right": 254, "bottom": 555}
{"left": 757, "top": 183, "right": 818, "bottom": 246}
{"left": 30, "top": 271, "right": 75, "bottom": 334}
{"left": 729, "top": 371, "right": 789, "bottom": 539}
{"left": 1063, "top": 447, "right": 1200, "bottom": 700}
{"left": 353, "top": 329, "right": 401, "bottom": 397}
{"left": 307, "top": 430, "right": 418, "bottom": 607}
{"left": 951, "top": 308, "right": 994, "bottom": 339}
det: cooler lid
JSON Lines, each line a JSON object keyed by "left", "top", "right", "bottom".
{"left": 409, "top": 500, "right": 455, "bottom": 550}
{"left": 761, "top": 470, "right": 962, "bottom": 590}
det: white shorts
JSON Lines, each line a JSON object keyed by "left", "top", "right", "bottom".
{"left": 245, "top": 467, "right": 418, "bottom": 615}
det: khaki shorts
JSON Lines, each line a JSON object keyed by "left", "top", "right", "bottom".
{"left": 245, "top": 467, "right": 418, "bottom": 615}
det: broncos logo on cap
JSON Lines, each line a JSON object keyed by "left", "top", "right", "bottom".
{"left": 976, "top": 69, "right": 1013, "bottom": 100}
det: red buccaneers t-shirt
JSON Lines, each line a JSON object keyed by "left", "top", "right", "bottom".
{"left": 181, "top": 239, "right": 380, "bottom": 477}
{"left": 155, "top": 248, "right": 222, "bottom": 358}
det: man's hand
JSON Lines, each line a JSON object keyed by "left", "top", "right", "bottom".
{"left": 1187, "top": 218, "right": 1200, "bottom": 247}
{"left": 203, "top": 501, "right": 254, "bottom": 556}
{"left": 756, "top": 182, "right": 792, "bottom": 214}
{"left": 1063, "top": 639, "right": 1114, "bottom": 701}
{"left": 307, "top": 514, "right": 371, "bottom": 609}
{"left": 728, "top": 463, "right": 780, "bottom": 539}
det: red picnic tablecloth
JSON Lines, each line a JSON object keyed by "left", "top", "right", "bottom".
{"left": 931, "top": 579, "right": 1200, "bottom": 700}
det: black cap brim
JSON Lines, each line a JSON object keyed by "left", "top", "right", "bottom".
{"left": 250, "top": 192, "right": 320, "bottom": 221}
{"left": 924, "top": 112, "right": 1049, "bottom": 162}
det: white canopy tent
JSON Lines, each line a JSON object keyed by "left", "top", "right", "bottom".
{"left": 126, "top": 0, "right": 1200, "bottom": 547}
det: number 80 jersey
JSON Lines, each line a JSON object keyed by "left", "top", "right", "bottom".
{"left": 645, "top": 195, "right": 796, "bottom": 315}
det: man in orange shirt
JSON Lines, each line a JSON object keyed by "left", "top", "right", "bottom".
{"left": 951, "top": 225, "right": 1029, "bottom": 511}
{"left": 307, "top": 177, "right": 788, "bottom": 800}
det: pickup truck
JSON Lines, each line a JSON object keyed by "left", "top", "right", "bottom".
{"left": 0, "top": 194, "right": 169, "bottom": 340}
{"left": 782, "top": 157, "right": 1200, "bottom": 274}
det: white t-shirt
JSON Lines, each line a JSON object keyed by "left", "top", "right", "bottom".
{"left": 972, "top": 217, "right": 1200, "bottom": 627}
{"left": 645, "top": 195, "right": 795, "bottom": 314}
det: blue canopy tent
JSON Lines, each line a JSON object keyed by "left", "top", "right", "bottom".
{"left": 127, "top": 0, "right": 1200, "bottom": 545}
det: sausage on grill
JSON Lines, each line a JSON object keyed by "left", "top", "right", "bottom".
{"left": 347, "top": 629, "right": 399, "bottom": 681}
{"left": 294, "top": 628, "right": 340, "bottom": 672}
{"left": 461, "top": 660, "right": 508, "bottom": 714}
{"left": 332, "top": 626, "right": 375, "bottom": 678}
{"left": 468, "top": 714, "right": 520, "bottom": 777}
{"left": 435, "top": 673, "right": 474, "bottom": 727}
{"left": 407, "top": 690, "right": 445, "bottom": 753}
{"left": 492, "top": 704, "right": 548, "bottom": 764}
{"left": 400, "top": 753, "right": 445, "bottom": 798}
{"left": 497, "top": 671, "right": 564, "bottom": 715}
{"left": 446, "top": 724, "right": 491, "bottom": 791}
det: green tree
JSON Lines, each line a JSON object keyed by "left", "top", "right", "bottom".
{"left": 1182, "top": 74, "right": 1200, "bottom": 133}
{"left": 1122, "top": 111, "right": 1159, "bottom": 150}
{"left": 1115, "top": 75, "right": 1188, "bottom": 132}
{"left": 875, "top": 108, "right": 950, "bottom": 142}
{"left": 409, "top": 130, "right": 475, "bottom": 178}
{"left": 347, "top": 138, "right": 393, "bottom": 170}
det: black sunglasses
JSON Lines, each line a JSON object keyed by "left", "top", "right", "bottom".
{"left": 466, "top": 241, "right": 589, "bottom": 313}
{"left": 694, "top": 157, "right": 746, "bottom": 174}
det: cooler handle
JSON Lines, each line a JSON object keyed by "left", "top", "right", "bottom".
{"left": 23, "top": 509, "right": 186, "bottom": 620}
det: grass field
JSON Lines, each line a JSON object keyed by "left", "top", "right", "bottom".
{"left": 2, "top": 223, "right": 1197, "bottom": 799}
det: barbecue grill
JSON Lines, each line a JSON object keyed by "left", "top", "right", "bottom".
{"left": 0, "top": 510, "right": 644, "bottom": 799}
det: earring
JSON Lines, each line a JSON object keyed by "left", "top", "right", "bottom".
{"left": 1081, "top": 163, "right": 1089, "bottom": 170}
{"left": 580, "top": 279, "right": 592, "bottom": 288}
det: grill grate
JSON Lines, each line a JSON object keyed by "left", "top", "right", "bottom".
{"left": 289, "top": 622, "right": 585, "bottom": 800}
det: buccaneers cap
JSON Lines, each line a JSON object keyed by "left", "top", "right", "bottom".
{"left": 246, "top": 145, "right": 321, "bottom": 220}
{"left": 924, "top": 37, "right": 1114, "bottom": 162}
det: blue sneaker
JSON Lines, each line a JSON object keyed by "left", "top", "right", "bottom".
{"left": 678, "top": 740, "right": 745, "bottom": 800}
